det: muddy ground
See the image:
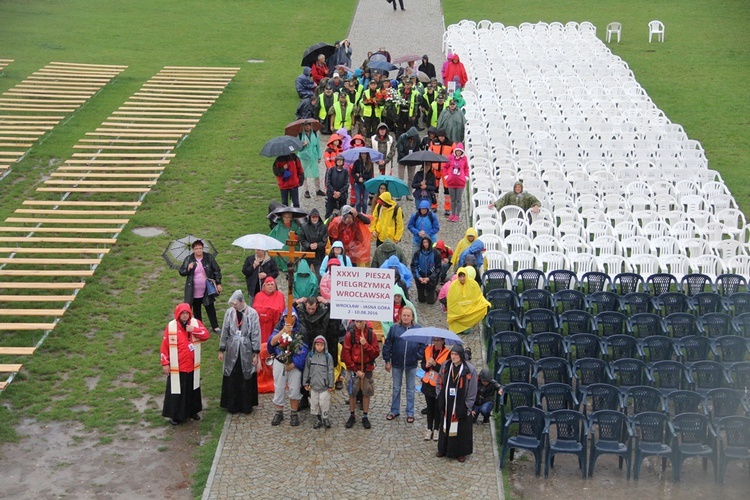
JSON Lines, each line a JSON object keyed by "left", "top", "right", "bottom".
{"left": 507, "top": 448, "right": 747, "bottom": 500}
{"left": 0, "top": 419, "right": 198, "bottom": 499}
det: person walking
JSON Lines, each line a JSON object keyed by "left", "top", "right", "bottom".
{"left": 218, "top": 291, "right": 261, "bottom": 414}
{"left": 179, "top": 239, "right": 222, "bottom": 332}
{"left": 160, "top": 303, "right": 210, "bottom": 425}
{"left": 298, "top": 122, "right": 323, "bottom": 199}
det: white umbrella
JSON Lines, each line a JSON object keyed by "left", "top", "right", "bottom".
{"left": 232, "top": 234, "right": 284, "bottom": 251}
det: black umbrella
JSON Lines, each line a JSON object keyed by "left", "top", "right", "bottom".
{"left": 260, "top": 135, "right": 304, "bottom": 157}
{"left": 399, "top": 150, "right": 450, "bottom": 165}
{"left": 162, "top": 235, "right": 218, "bottom": 269}
{"left": 301, "top": 42, "right": 336, "bottom": 67}
{"left": 267, "top": 204, "right": 310, "bottom": 224}
{"left": 368, "top": 60, "right": 397, "bottom": 72}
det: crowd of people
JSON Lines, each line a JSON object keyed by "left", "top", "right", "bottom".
{"left": 159, "top": 43, "right": 505, "bottom": 465}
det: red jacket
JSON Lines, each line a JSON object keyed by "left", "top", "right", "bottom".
{"left": 160, "top": 303, "right": 210, "bottom": 370}
{"left": 273, "top": 155, "right": 304, "bottom": 190}
{"left": 342, "top": 323, "right": 380, "bottom": 372}
{"left": 443, "top": 55, "right": 468, "bottom": 88}
{"left": 311, "top": 62, "right": 329, "bottom": 85}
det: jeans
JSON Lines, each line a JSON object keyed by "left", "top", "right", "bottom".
{"left": 390, "top": 365, "right": 417, "bottom": 416}
{"left": 448, "top": 187, "right": 464, "bottom": 217}
{"left": 473, "top": 401, "right": 494, "bottom": 418}
{"left": 354, "top": 183, "right": 368, "bottom": 214}
{"left": 280, "top": 187, "right": 300, "bottom": 208}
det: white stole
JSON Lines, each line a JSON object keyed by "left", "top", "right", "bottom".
{"left": 168, "top": 318, "right": 202, "bottom": 394}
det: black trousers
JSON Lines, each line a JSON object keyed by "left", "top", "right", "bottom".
{"left": 392, "top": 0, "right": 405, "bottom": 11}
{"left": 192, "top": 297, "right": 218, "bottom": 329}
{"left": 416, "top": 282, "right": 437, "bottom": 304}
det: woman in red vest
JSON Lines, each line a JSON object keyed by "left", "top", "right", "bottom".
{"left": 420, "top": 336, "right": 450, "bottom": 441}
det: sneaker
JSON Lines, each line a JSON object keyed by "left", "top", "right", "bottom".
{"left": 271, "top": 412, "right": 283, "bottom": 426}
{"left": 304, "top": 191, "right": 311, "bottom": 199}
{"left": 316, "top": 189, "right": 325, "bottom": 196}
{"left": 444, "top": 210, "right": 451, "bottom": 217}
{"left": 290, "top": 412, "right": 300, "bottom": 426}
{"left": 424, "top": 429, "right": 433, "bottom": 441}
{"left": 190, "top": 413, "right": 201, "bottom": 421}
{"left": 345, "top": 415, "right": 356, "bottom": 428}
{"left": 213, "top": 327, "right": 221, "bottom": 334}
{"left": 313, "top": 418, "right": 323, "bottom": 429}
{"left": 362, "top": 417, "right": 371, "bottom": 429}
{"left": 433, "top": 431, "right": 439, "bottom": 441}
{"left": 323, "top": 418, "right": 331, "bottom": 429}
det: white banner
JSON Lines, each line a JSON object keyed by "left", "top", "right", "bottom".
{"left": 329, "top": 267, "right": 394, "bottom": 321}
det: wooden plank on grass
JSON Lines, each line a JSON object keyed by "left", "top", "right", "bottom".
{"left": 0, "top": 247, "right": 109, "bottom": 254}
{"left": 0, "top": 226, "right": 122, "bottom": 233}
{"left": 0, "top": 236, "right": 116, "bottom": 244}
{"left": 0, "top": 309, "right": 65, "bottom": 316}
{"left": 6, "top": 217, "right": 129, "bottom": 224}
{"left": 36, "top": 187, "right": 151, "bottom": 193}
{"left": 15, "top": 209, "right": 137, "bottom": 215}
{"left": 0, "top": 296, "right": 74, "bottom": 303}
{"left": 0, "top": 364, "right": 23, "bottom": 372}
{"left": 0, "top": 270, "right": 95, "bottom": 277}
{"left": 0, "top": 347, "right": 36, "bottom": 355}
{"left": 22, "top": 201, "right": 141, "bottom": 206}
{"left": 0, "top": 258, "right": 101, "bottom": 265}
{"left": 0, "top": 323, "right": 55, "bottom": 330}
{"left": 0, "top": 282, "right": 85, "bottom": 289}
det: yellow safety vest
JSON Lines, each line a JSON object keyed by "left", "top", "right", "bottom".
{"left": 398, "top": 90, "right": 419, "bottom": 118}
{"left": 360, "top": 89, "right": 382, "bottom": 118}
{"left": 318, "top": 92, "right": 338, "bottom": 121}
{"left": 431, "top": 101, "right": 446, "bottom": 127}
{"left": 332, "top": 101, "right": 354, "bottom": 130}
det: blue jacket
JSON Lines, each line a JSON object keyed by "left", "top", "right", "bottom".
{"left": 295, "top": 68, "right": 315, "bottom": 98}
{"left": 382, "top": 320, "right": 424, "bottom": 369}
{"left": 407, "top": 200, "right": 440, "bottom": 245}
{"left": 381, "top": 255, "right": 413, "bottom": 289}
{"left": 458, "top": 239, "right": 485, "bottom": 268}
{"left": 268, "top": 314, "right": 310, "bottom": 371}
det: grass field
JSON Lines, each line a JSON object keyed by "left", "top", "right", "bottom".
{"left": 443, "top": 0, "right": 750, "bottom": 210}
{"left": 0, "top": 0, "right": 354, "bottom": 493}
{"left": 0, "top": 0, "right": 748, "bottom": 496}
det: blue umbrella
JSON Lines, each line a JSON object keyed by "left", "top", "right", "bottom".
{"left": 341, "top": 147, "right": 383, "bottom": 164}
{"left": 364, "top": 175, "right": 410, "bottom": 198}
{"left": 400, "top": 327, "right": 464, "bottom": 346}
{"left": 369, "top": 60, "right": 397, "bottom": 72}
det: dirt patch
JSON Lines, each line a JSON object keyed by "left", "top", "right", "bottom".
{"left": 0, "top": 419, "right": 198, "bottom": 499}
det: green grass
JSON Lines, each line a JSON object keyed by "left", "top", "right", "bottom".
{"left": 0, "top": 0, "right": 353, "bottom": 495}
{"left": 443, "top": 0, "right": 750, "bottom": 211}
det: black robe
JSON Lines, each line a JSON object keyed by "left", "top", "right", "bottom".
{"left": 436, "top": 360, "right": 478, "bottom": 458}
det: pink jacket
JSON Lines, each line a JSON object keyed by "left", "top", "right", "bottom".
{"left": 444, "top": 143, "right": 469, "bottom": 188}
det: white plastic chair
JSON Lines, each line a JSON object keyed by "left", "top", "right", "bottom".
{"left": 587, "top": 221, "right": 615, "bottom": 242}
{"left": 629, "top": 254, "right": 662, "bottom": 276}
{"left": 478, "top": 234, "right": 506, "bottom": 253}
{"left": 532, "top": 235, "right": 562, "bottom": 254}
{"left": 570, "top": 252, "right": 601, "bottom": 275}
{"left": 474, "top": 218, "right": 502, "bottom": 237}
{"left": 560, "top": 234, "right": 593, "bottom": 255}
{"left": 473, "top": 190, "right": 497, "bottom": 209}
{"left": 498, "top": 205, "right": 526, "bottom": 223}
{"left": 505, "top": 233, "right": 534, "bottom": 253}
{"left": 537, "top": 251, "right": 571, "bottom": 272}
{"left": 671, "top": 221, "right": 704, "bottom": 240}
{"left": 598, "top": 254, "right": 631, "bottom": 275}
{"left": 716, "top": 208, "right": 747, "bottom": 237}
{"left": 712, "top": 239, "right": 746, "bottom": 261}
{"left": 728, "top": 255, "right": 750, "bottom": 276}
{"left": 509, "top": 250, "right": 539, "bottom": 272}
{"left": 592, "top": 236, "right": 622, "bottom": 257}
{"left": 691, "top": 254, "right": 726, "bottom": 280}
{"left": 558, "top": 220, "right": 585, "bottom": 238}
{"left": 483, "top": 250, "right": 509, "bottom": 271}
{"left": 614, "top": 221, "right": 643, "bottom": 241}
{"left": 682, "top": 238, "right": 712, "bottom": 259}
{"left": 642, "top": 220, "right": 672, "bottom": 239}
{"left": 472, "top": 206, "right": 498, "bottom": 226}
{"left": 621, "top": 236, "right": 653, "bottom": 258}
{"left": 648, "top": 20, "right": 665, "bottom": 43}
{"left": 651, "top": 236, "right": 682, "bottom": 257}
{"left": 502, "top": 218, "right": 530, "bottom": 236}
{"left": 659, "top": 254, "right": 692, "bottom": 281}
{"left": 528, "top": 219, "right": 558, "bottom": 238}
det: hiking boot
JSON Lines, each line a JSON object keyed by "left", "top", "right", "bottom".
{"left": 345, "top": 415, "right": 356, "bottom": 428}
{"left": 323, "top": 418, "right": 331, "bottom": 429}
{"left": 290, "top": 412, "right": 300, "bottom": 426}
{"left": 313, "top": 418, "right": 323, "bottom": 429}
{"left": 271, "top": 412, "right": 284, "bottom": 426}
{"left": 362, "top": 416, "right": 371, "bottom": 429}
{"left": 482, "top": 415, "right": 490, "bottom": 424}
{"left": 304, "top": 191, "right": 311, "bottom": 199}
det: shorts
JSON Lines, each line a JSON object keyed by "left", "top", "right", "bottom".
{"left": 348, "top": 370, "right": 375, "bottom": 398}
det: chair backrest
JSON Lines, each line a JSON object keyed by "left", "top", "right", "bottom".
{"left": 497, "top": 355, "right": 536, "bottom": 385}
{"left": 672, "top": 413, "right": 711, "bottom": 446}
{"left": 560, "top": 309, "right": 596, "bottom": 335}
{"left": 596, "top": 311, "right": 629, "bottom": 337}
{"left": 486, "top": 310, "right": 521, "bottom": 335}
{"left": 611, "top": 358, "right": 649, "bottom": 388}
{"left": 689, "top": 360, "right": 728, "bottom": 393}
{"left": 554, "top": 289, "right": 587, "bottom": 313}
{"left": 501, "top": 382, "right": 537, "bottom": 411}
{"left": 486, "top": 289, "right": 520, "bottom": 313}
{"left": 714, "top": 335, "right": 749, "bottom": 364}
{"left": 537, "top": 383, "right": 578, "bottom": 413}
{"left": 515, "top": 268, "right": 545, "bottom": 291}
{"left": 548, "top": 409, "right": 586, "bottom": 442}
{"left": 613, "top": 272, "right": 645, "bottom": 295}
{"left": 621, "top": 292, "right": 655, "bottom": 315}
{"left": 584, "top": 385, "right": 622, "bottom": 414}
{"left": 681, "top": 273, "right": 713, "bottom": 296}
{"left": 589, "top": 409, "right": 629, "bottom": 442}
{"left": 629, "top": 313, "right": 665, "bottom": 338}
{"left": 534, "top": 357, "right": 572, "bottom": 385}
{"left": 725, "top": 292, "right": 750, "bottom": 316}
{"left": 483, "top": 268, "right": 514, "bottom": 293}
{"left": 705, "top": 388, "right": 744, "bottom": 420}
{"left": 699, "top": 312, "right": 734, "bottom": 338}
{"left": 493, "top": 330, "right": 528, "bottom": 361}
{"left": 521, "top": 288, "right": 553, "bottom": 311}
{"left": 650, "top": 360, "right": 690, "bottom": 392}
{"left": 567, "top": 333, "right": 602, "bottom": 361}
{"left": 728, "top": 361, "right": 750, "bottom": 390}
{"left": 714, "top": 273, "right": 747, "bottom": 296}
{"left": 690, "top": 292, "right": 724, "bottom": 316}
{"left": 680, "top": 335, "right": 713, "bottom": 364}
{"left": 580, "top": 271, "right": 613, "bottom": 294}
{"left": 625, "top": 386, "right": 664, "bottom": 414}
{"left": 641, "top": 336, "right": 676, "bottom": 364}
{"left": 515, "top": 406, "right": 548, "bottom": 439}
{"left": 646, "top": 273, "right": 678, "bottom": 295}
{"left": 664, "top": 390, "right": 705, "bottom": 417}
{"left": 574, "top": 357, "right": 610, "bottom": 386}
{"left": 633, "top": 411, "right": 672, "bottom": 445}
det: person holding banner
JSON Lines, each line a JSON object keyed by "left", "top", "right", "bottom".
{"left": 161, "top": 303, "right": 211, "bottom": 426}
{"left": 435, "top": 343, "right": 478, "bottom": 463}
{"left": 383, "top": 304, "right": 423, "bottom": 423}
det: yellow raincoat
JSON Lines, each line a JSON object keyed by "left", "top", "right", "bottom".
{"left": 447, "top": 267, "right": 490, "bottom": 333}
{"left": 370, "top": 191, "right": 404, "bottom": 243}
{"left": 451, "top": 227, "right": 477, "bottom": 267}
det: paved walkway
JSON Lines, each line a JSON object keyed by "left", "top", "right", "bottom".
{"left": 204, "top": 4, "right": 504, "bottom": 498}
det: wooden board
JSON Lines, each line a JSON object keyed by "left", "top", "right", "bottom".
{"left": 0, "top": 282, "right": 85, "bottom": 289}
{"left": 0, "top": 270, "right": 96, "bottom": 277}
{"left": 0, "top": 347, "right": 36, "bottom": 355}
{"left": 0, "top": 258, "right": 101, "bottom": 265}
{"left": 0, "top": 309, "right": 65, "bottom": 316}
{"left": 0, "top": 247, "right": 109, "bottom": 253}
{"left": 0, "top": 296, "right": 74, "bottom": 303}
{"left": 0, "top": 364, "right": 23, "bottom": 372}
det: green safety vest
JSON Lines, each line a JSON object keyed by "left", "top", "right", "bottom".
{"left": 360, "top": 88, "right": 382, "bottom": 118}
{"left": 318, "top": 92, "right": 337, "bottom": 121}
{"left": 332, "top": 100, "right": 353, "bottom": 130}
{"left": 430, "top": 101, "right": 446, "bottom": 127}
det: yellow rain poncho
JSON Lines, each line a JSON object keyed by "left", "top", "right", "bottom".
{"left": 451, "top": 227, "right": 477, "bottom": 267}
{"left": 447, "top": 267, "right": 490, "bottom": 333}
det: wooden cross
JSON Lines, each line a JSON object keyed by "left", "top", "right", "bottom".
{"left": 268, "top": 231, "right": 315, "bottom": 326}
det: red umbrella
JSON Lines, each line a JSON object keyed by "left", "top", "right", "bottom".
{"left": 393, "top": 54, "right": 422, "bottom": 64}
{"left": 284, "top": 118, "right": 322, "bottom": 137}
